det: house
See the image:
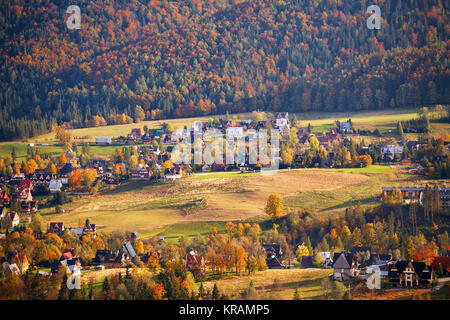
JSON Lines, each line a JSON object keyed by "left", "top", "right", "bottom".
{"left": 262, "top": 244, "right": 285, "bottom": 269}
{"left": 388, "top": 261, "right": 433, "bottom": 288}
{"left": 11, "top": 253, "right": 29, "bottom": 273}
{"left": 381, "top": 186, "right": 450, "bottom": 208}
{"left": 30, "top": 169, "right": 52, "bottom": 186}
{"left": 164, "top": 166, "right": 182, "bottom": 180}
{"left": 49, "top": 179, "right": 63, "bottom": 193}
{"left": 382, "top": 145, "right": 404, "bottom": 160}
{"left": 59, "top": 163, "right": 75, "bottom": 184}
{"left": 49, "top": 222, "right": 65, "bottom": 234}
{"left": 21, "top": 201, "right": 38, "bottom": 213}
{"left": 95, "top": 138, "right": 112, "bottom": 145}
{"left": 275, "top": 112, "right": 290, "bottom": 134}
{"left": 186, "top": 251, "right": 205, "bottom": 272}
{"left": 83, "top": 223, "right": 96, "bottom": 236}
{"left": 339, "top": 121, "right": 352, "bottom": 133}
{"left": 1, "top": 211, "right": 20, "bottom": 227}
{"left": 51, "top": 256, "right": 82, "bottom": 275}
{"left": 320, "top": 252, "right": 333, "bottom": 268}
{"left": 11, "top": 187, "right": 33, "bottom": 203}
{"left": 2, "top": 263, "right": 21, "bottom": 275}
{"left": 431, "top": 257, "right": 450, "bottom": 276}
{"left": 128, "top": 128, "right": 142, "bottom": 141}
{"left": 94, "top": 250, "right": 129, "bottom": 268}
{"left": 131, "top": 164, "right": 152, "bottom": 180}
{"left": 318, "top": 136, "right": 330, "bottom": 148}
{"left": 239, "top": 163, "right": 249, "bottom": 173}
{"left": 151, "top": 128, "right": 166, "bottom": 137}
{"left": 381, "top": 187, "right": 424, "bottom": 201}
{"left": 332, "top": 252, "right": 358, "bottom": 281}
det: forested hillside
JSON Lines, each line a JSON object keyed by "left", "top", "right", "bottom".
{"left": 0, "top": 0, "right": 449, "bottom": 140}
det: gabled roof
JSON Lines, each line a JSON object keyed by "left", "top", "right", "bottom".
{"left": 388, "top": 260, "right": 431, "bottom": 279}
{"left": 332, "top": 252, "right": 355, "bottom": 269}
{"left": 122, "top": 242, "right": 137, "bottom": 258}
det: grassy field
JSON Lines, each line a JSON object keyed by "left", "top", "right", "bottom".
{"left": 7, "top": 107, "right": 448, "bottom": 240}
{"left": 40, "top": 164, "right": 446, "bottom": 240}
{"left": 203, "top": 268, "right": 333, "bottom": 300}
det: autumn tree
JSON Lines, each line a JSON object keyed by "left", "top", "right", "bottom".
{"left": 404, "top": 238, "right": 415, "bottom": 260}
{"left": 55, "top": 126, "right": 73, "bottom": 147}
{"left": 59, "top": 154, "right": 67, "bottom": 164}
{"left": 82, "top": 169, "right": 98, "bottom": 189}
{"left": 296, "top": 245, "right": 310, "bottom": 264}
{"left": 24, "top": 159, "right": 38, "bottom": 175}
{"left": 69, "top": 169, "right": 82, "bottom": 190}
{"left": 265, "top": 194, "right": 283, "bottom": 219}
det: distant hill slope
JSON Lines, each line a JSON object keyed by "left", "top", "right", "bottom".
{"left": 0, "top": 0, "right": 448, "bottom": 140}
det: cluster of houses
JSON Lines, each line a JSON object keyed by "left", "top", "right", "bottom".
{"left": 299, "top": 246, "right": 450, "bottom": 289}
{"left": 381, "top": 186, "right": 450, "bottom": 208}
{"left": 1, "top": 179, "right": 38, "bottom": 213}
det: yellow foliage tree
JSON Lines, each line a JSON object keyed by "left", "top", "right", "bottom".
{"left": 265, "top": 194, "right": 283, "bottom": 219}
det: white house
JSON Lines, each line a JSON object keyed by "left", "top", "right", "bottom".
{"left": 382, "top": 145, "right": 404, "bottom": 159}
{"left": 1, "top": 211, "right": 20, "bottom": 227}
{"left": 319, "top": 252, "right": 333, "bottom": 268}
{"left": 164, "top": 167, "right": 182, "bottom": 181}
{"left": 49, "top": 179, "right": 63, "bottom": 193}
{"left": 275, "top": 112, "right": 290, "bottom": 134}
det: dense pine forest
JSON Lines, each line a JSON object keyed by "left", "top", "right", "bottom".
{"left": 0, "top": 0, "right": 449, "bottom": 140}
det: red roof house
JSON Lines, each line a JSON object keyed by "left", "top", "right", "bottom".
{"left": 186, "top": 251, "right": 205, "bottom": 272}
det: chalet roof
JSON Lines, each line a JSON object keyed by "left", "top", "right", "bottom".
{"left": 332, "top": 252, "right": 355, "bottom": 269}
{"left": 388, "top": 260, "right": 432, "bottom": 279}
